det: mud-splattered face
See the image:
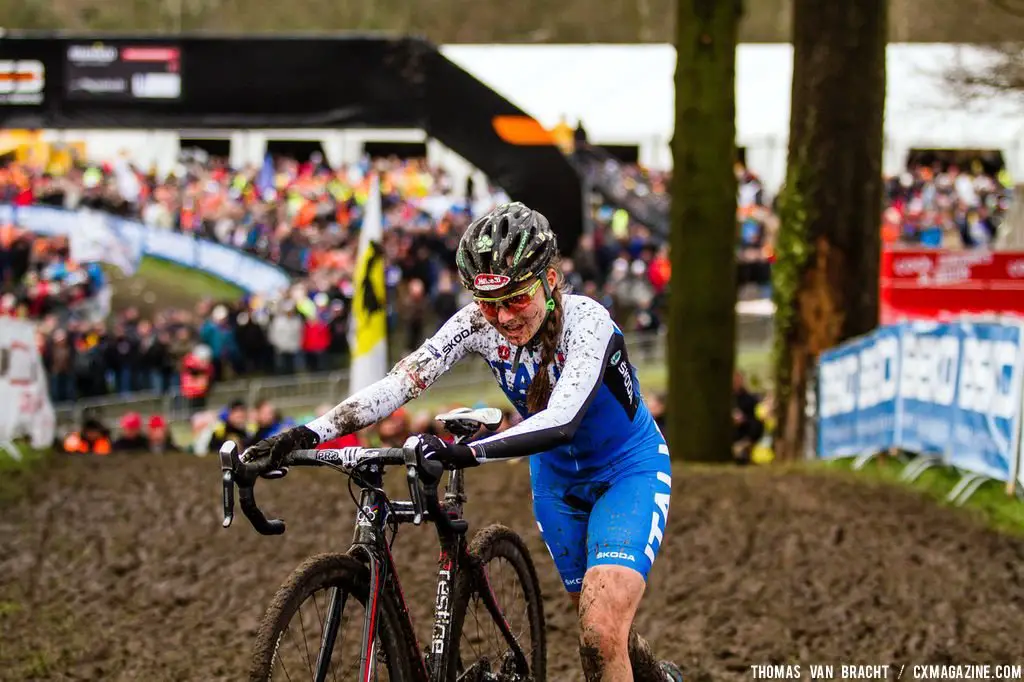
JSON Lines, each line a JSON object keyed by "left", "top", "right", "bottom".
{"left": 475, "top": 268, "right": 557, "bottom": 347}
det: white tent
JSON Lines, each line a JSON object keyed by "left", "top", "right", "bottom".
{"left": 441, "top": 43, "right": 1024, "bottom": 193}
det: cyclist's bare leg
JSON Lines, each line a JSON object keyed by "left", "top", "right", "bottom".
{"left": 570, "top": 572, "right": 664, "bottom": 682}
{"left": 571, "top": 564, "right": 661, "bottom": 682}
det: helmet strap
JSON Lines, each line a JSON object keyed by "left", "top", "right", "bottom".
{"left": 541, "top": 277, "right": 555, "bottom": 312}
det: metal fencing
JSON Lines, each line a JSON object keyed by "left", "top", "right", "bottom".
{"left": 55, "top": 315, "right": 774, "bottom": 430}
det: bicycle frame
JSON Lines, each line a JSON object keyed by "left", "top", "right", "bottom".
{"left": 316, "top": 463, "right": 529, "bottom": 682}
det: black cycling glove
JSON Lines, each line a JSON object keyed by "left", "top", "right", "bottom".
{"left": 415, "top": 434, "right": 480, "bottom": 470}
{"left": 241, "top": 425, "right": 320, "bottom": 470}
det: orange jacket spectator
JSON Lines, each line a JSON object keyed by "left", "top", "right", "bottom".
{"left": 62, "top": 419, "right": 112, "bottom": 455}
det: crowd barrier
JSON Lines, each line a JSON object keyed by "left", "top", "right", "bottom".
{"left": 815, "top": 316, "right": 1024, "bottom": 504}
{"left": 0, "top": 204, "right": 291, "bottom": 295}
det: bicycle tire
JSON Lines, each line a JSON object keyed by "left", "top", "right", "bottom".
{"left": 249, "top": 552, "right": 414, "bottom": 682}
{"left": 449, "top": 525, "right": 547, "bottom": 682}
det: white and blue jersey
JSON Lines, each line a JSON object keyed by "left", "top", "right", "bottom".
{"left": 307, "top": 294, "right": 672, "bottom": 592}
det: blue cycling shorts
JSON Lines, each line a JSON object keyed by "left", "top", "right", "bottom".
{"left": 529, "top": 438, "right": 672, "bottom": 593}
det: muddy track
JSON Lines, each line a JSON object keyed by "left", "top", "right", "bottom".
{"left": 2, "top": 454, "right": 1023, "bottom": 681}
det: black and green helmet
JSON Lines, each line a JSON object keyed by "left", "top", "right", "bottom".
{"left": 456, "top": 202, "right": 557, "bottom": 294}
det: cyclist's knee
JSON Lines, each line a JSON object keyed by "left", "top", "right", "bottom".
{"left": 576, "top": 566, "right": 645, "bottom": 658}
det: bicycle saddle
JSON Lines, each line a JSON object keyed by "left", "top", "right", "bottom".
{"left": 435, "top": 406, "right": 503, "bottom": 437}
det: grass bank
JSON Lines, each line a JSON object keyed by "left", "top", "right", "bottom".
{"left": 105, "top": 257, "right": 245, "bottom": 317}
{"left": 0, "top": 444, "right": 52, "bottom": 504}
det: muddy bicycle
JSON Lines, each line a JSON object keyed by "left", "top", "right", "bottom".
{"left": 219, "top": 406, "right": 546, "bottom": 682}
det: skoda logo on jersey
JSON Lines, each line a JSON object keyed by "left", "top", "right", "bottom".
{"left": 473, "top": 273, "right": 511, "bottom": 291}
{"left": 441, "top": 329, "right": 471, "bottom": 357}
{"left": 619, "top": 361, "right": 635, "bottom": 405}
{"left": 610, "top": 350, "right": 622, "bottom": 366}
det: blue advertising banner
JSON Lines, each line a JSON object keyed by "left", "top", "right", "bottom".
{"left": 817, "top": 325, "right": 901, "bottom": 459}
{"left": 816, "top": 318, "right": 1024, "bottom": 485}
{"left": 946, "top": 321, "right": 1023, "bottom": 482}
{"left": 0, "top": 204, "right": 290, "bottom": 295}
{"left": 895, "top": 321, "right": 962, "bottom": 458}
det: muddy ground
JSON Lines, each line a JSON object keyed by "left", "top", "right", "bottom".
{"left": 2, "top": 455, "right": 1023, "bottom": 681}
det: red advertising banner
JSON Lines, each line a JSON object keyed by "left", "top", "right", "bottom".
{"left": 880, "top": 248, "right": 1024, "bottom": 324}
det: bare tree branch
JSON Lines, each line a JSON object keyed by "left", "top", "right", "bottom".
{"left": 989, "top": 0, "right": 1024, "bottom": 19}
{"left": 942, "top": 43, "right": 1024, "bottom": 106}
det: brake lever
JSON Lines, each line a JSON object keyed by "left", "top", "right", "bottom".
{"left": 219, "top": 441, "right": 288, "bottom": 535}
{"left": 219, "top": 442, "right": 238, "bottom": 528}
{"left": 406, "top": 464, "right": 425, "bottom": 525}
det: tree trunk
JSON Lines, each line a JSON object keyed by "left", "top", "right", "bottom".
{"left": 772, "top": 0, "right": 887, "bottom": 461}
{"left": 669, "top": 0, "right": 742, "bottom": 462}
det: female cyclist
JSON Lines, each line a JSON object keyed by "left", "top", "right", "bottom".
{"left": 242, "top": 202, "right": 682, "bottom": 682}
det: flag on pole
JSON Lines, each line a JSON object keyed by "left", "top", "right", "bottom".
{"left": 69, "top": 209, "right": 143, "bottom": 276}
{"left": 348, "top": 173, "right": 389, "bottom": 394}
{"left": 256, "top": 152, "right": 275, "bottom": 196}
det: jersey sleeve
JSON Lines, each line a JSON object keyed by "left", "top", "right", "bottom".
{"left": 306, "top": 304, "right": 486, "bottom": 441}
{"left": 471, "top": 301, "right": 617, "bottom": 461}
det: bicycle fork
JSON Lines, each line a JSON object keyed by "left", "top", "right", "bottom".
{"left": 303, "top": 547, "right": 380, "bottom": 682}
{"left": 315, "top": 584, "right": 349, "bottom": 681}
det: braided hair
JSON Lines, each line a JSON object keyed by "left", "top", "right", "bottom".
{"left": 525, "top": 266, "right": 566, "bottom": 414}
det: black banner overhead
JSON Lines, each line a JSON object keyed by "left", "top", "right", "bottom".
{"left": 0, "top": 32, "right": 583, "bottom": 252}
{"left": 0, "top": 35, "right": 424, "bottom": 129}
{"left": 422, "top": 49, "right": 585, "bottom": 251}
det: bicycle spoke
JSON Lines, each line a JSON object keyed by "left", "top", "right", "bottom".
{"left": 469, "top": 597, "right": 488, "bottom": 660}
{"left": 286, "top": 606, "right": 309, "bottom": 675}
{"left": 457, "top": 552, "right": 536, "bottom": 682}
{"left": 280, "top": 649, "right": 294, "bottom": 682}
{"left": 500, "top": 560, "right": 529, "bottom": 652}
{"left": 297, "top": 597, "right": 314, "bottom": 675}
{"left": 311, "top": 590, "right": 327, "bottom": 679}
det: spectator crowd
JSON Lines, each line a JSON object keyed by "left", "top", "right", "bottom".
{"left": 1, "top": 145, "right": 1016, "bottom": 425}
{"left": 0, "top": 228, "right": 111, "bottom": 323}
{"left": 3, "top": 149, "right": 684, "bottom": 406}
{"left": 880, "top": 160, "right": 1014, "bottom": 248}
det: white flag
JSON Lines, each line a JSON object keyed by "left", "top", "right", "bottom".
{"left": 69, "top": 209, "right": 141, "bottom": 275}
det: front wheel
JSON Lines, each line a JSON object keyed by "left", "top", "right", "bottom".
{"left": 449, "top": 525, "right": 547, "bottom": 682}
{"left": 249, "top": 552, "right": 413, "bottom": 682}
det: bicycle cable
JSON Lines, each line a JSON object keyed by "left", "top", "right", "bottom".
{"left": 345, "top": 469, "right": 402, "bottom": 546}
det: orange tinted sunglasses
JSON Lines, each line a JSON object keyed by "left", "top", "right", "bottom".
{"left": 474, "top": 279, "right": 542, "bottom": 317}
